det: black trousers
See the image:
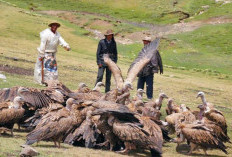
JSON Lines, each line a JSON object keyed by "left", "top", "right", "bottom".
{"left": 95, "top": 66, "right": 112, "bottom": 93}
{"left": 137, "top": 74, "right": 154, "bottom": 99}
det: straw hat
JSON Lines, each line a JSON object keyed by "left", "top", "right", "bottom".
{"left": 142, "top": 36, "right": 152, "bottom": 41}
{"left": 104, "top": 29, "right": 114, "bottom": 36}
{"left": 48, "top": 22, "right": 61, "bottom": 27}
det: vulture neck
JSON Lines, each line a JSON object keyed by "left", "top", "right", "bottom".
{"left": 12, "top": 101, "right": 21, "bottom": 109}
{"left": 158, "top": 96, "right": 163, "bottom": 105}
{"left": 201, "top": 96, "right": 207, "bottom": 105}
{"left": 137, "top": 93, "right": 143, "bottom": 100}
{"left": 66, "top": 103, "right": 73, "bottom": 111}
{"left": 93, "top": 86, "right": 100, "bottom": 92}
{"left": 199, "top": 109, "right": 204, "bottom": 120}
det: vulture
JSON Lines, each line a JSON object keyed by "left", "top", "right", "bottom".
{"left": 21, "top": 103, "right": 64, "bottom": 131}
{"left": 174, "top": 123, "right": 228, "bottom": 155}
{"left": 204, "top": 107, "right": 227, "bottom": 134}
{"left": 196, "top": 92, "right": 214, "bottom": 109}
{"left": 165, "top": 99, "right": 180, "bottom": 115}
{"left": 197, "top": 104, "right": 230, "bottom": 143}
{"left": 74, "top": 82, "right": 90, "bottom": 93}
{"left": 26, "top": 98, "right": 79, "bottom": 147}
{"left": 0, "top": 87, "right": 19, "bottom": 103}
{"left": 92, "top": 108, "right": 163, "bottom": 157}
{"left": 67, "top": 82, "right": 105, "bottom": 102}
{"left": 64, "top": 110, "right": 100, "bottom": 148}
{"left": 145, "top": 93, "right": 168, "bottom": 110}
{"left": 0, "top": 96, "right": 25, "bottom": 135}
{"left": 103, "top": 38, "right": 160, "bottom": 94}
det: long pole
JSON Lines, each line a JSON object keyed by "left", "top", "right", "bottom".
{"left": 41, "top": 58, "right": 44, "bottom": 84}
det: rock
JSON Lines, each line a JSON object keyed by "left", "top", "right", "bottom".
{"left": 20, "top": 145, "right": 39, "bottom": 157}
{"left": 0, "top": 73, "right": 6, "bottom": 80}
{"left": 176, "top": 144, "right": 190, "bottom": 154}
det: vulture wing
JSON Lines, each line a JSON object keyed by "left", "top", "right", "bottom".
{"left": 125, "top": 38, "right": 160, "bottom": 86}
{"left": 18, "top": 87, "right": 53, "bottom": 108}
{"left": 113, "top": 119, "right": 162, "bottom": 156}
{"left": 0, "top": 87, "right": 19, "bottom": 103}
{"left": 103, "top": 54, "right": 124, "bottom": 90}
{"left": 92, "top": 108, "right": 140, "bottom": 123}
{"left": 182, "top": 123, "right": 228, "bottom": 154}
{"left": 26, "top": 108, "right": 76, "bottom": 145}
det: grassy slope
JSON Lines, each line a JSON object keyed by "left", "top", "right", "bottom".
{"left": 0, "top": 2, "right": 232, "bottom": 157}
{"left": 3, "top": 0, "right": 232, "bottom": 24}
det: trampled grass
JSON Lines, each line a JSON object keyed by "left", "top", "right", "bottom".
{"left": 0, "top": 2, "right": 232, "bottom": 157}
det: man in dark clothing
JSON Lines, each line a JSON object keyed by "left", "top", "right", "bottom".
{"left": 95, "top": 29, "right": 118, "bottom": 93}
{"left": 137, "top": 36, "right": 163, "bottom": 99}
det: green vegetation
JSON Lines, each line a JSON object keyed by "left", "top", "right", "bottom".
{"left": 161, "top": 23, "right": 232, "bottom": 76}
{"left": 3, "top": 0, "right": 232, "bottom": 24}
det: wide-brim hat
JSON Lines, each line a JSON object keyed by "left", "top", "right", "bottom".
{"left": 104, "top": 29, "right": 114, "bottom": 36}
{"left": 48, "top": 22, "right": 61, "bottom": 27}
{"left": 142, "top": 36, "right": 152, "bottom": 41}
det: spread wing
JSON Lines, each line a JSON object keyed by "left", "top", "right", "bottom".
{"left": 103, "top": 54, "right": 124, "bottom": 90}
{"left": 18, "top": 87, "right": 53, "bottom": 108}
{"left": 125, "top": 38, "right": 160, "bottom": 86}
{"left": 0, "top": 87, "right": 19, "bottom": 103}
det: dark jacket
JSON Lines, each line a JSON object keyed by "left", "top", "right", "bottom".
{"left": 96, "top": 38, "right": 117, "bottom": 66}
{"left": 138, "top": 50, "right": 163, "bottom": 77}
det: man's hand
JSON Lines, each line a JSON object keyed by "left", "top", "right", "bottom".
{"left": 98, "top": 64, "right": 103, "bottom": 68}
{"left": 64, "top": 46, "right": 71, "bottom": 51}
{"left": 39, "top": 57, "right": 44, "bottom": 62}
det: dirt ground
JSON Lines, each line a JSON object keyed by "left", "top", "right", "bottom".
{"left": 39, "top": 10, "right": 232, "bottom": 44}
{"left": 0, "top": 64, "right": 33, "bottom": 76}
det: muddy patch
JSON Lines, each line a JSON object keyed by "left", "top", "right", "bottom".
{"left": 0, "top": 64, "right": 33, "bottom": 76}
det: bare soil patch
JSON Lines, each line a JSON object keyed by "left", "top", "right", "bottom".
{"left": 0, "top": 64, "right": 33, "bottom": 76}
{"left": 38, "top": 10, "right": 232, "bottom": 44}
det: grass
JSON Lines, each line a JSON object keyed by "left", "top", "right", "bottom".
{"left": 3, "top": 0, "right": 232, "bottom": 24}
{"left": 160, "top": 23, "right": 232, "bottom": 76}
{"left": 0, "top": 1, "right": 232, "bottom": 157}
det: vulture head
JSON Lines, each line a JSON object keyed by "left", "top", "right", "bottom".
{"left": 159, "top": 93, "right": 168, "bottom": 99}
{"left": 196, "top": 91, "right": 205, "bottom": 98}
{"left": 167, "top": 98, "right": 174, "bottom": 108}
{"left": 78, "top": 82, "right": 87, "bottom": 89}
{"left": 180, "top": 104, "right": 188, "bottom": 112}
{"left": 137, "top": 88, "right": 145, "bottom": 96}
{"left": 12, "top": 96, "right": 24, "bottom": 109}
{"left": 17, "top": 87, "right": 29, "bottom": 95}
{"left": 122, "top": 81, "right": 133, "bottom": 92}
{"left": 197, "top": 104, "right": 205, "bottom": 110}
{"left": 93, "top": 82, "right": 105, "bottom": 91}
{"left": 66, "top": 98, "right": 79, "bottom": 111}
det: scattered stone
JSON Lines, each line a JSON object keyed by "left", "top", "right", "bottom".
{"left": 20, "top": 145, "right": 39, "bottom": 157}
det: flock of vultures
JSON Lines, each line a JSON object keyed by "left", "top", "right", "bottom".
{"left": 0, "top": 40, "right": 230, "bottom": 157}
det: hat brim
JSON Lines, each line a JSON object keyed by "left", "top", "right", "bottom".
{"left": 48, "top": 22, "right": 61, "bottom": 27}
{"left": 104, "top": 33, "right": 114, "bottom": 36}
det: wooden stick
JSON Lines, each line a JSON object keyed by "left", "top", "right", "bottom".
{"left": 41, "top": 58, "right": 44, "bottom": 84}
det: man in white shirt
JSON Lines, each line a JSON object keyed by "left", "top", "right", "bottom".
{"left": 34, "top": 22, "right": 70, "bottom": 84}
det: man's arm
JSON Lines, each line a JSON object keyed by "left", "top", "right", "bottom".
{"left": 157, "top": 50, "right": 163, "bottom": 74}
{"left": 59, "top": 36, "right": 70, "bottom": 51}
